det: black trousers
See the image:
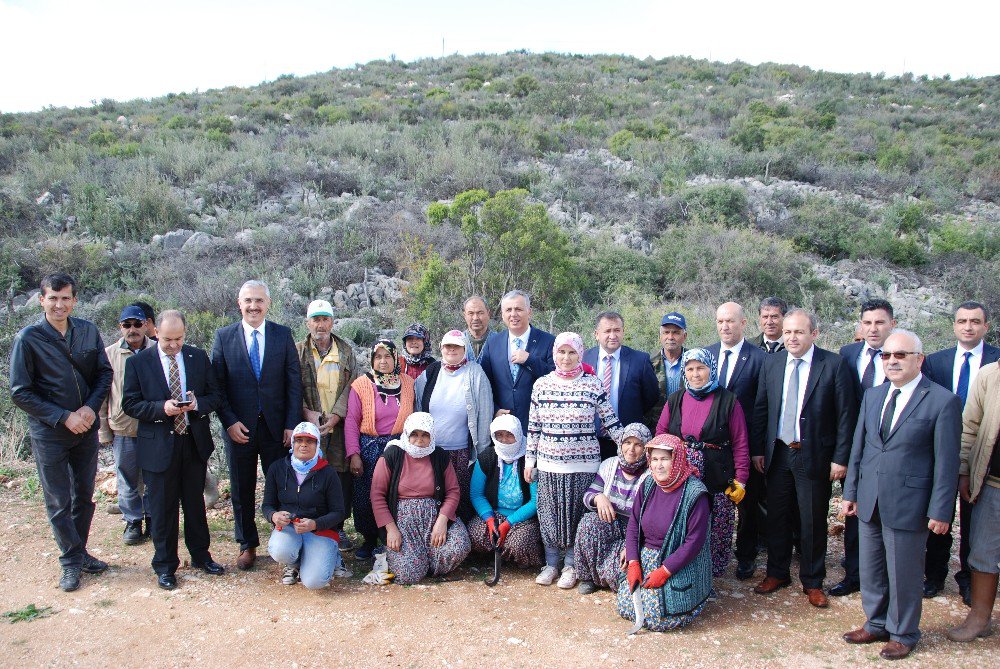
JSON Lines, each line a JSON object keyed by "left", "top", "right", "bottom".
{"left": 735, "top": 465, "right": 767, "bottom": 563}
{"left": 225, "top": 416, "right": 286, "bottom": 551}
{"left": 765, "top": 443, "right": 831, "bottom": 589}
{"left": 143, "top": 433, "right": 211, "bottom": 575}
{"left": 843, "top": 514, "right": 861, "bottom": 585}
{"left": 924, "top": 495, "right": 971, "bottom": 586}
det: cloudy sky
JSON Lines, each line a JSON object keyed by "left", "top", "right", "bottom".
{"left": 2, "top": 0, "right": 997, "bottom": 113}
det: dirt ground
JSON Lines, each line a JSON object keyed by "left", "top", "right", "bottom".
{"left": 0, "top": 478, "right": 996, "bottom": 669}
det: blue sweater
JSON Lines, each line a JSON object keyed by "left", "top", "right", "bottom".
{"left": 470, "top": 460, "right": 538, "bottom": 525}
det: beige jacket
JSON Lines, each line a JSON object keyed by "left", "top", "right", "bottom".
{"left": 960, "top": 361, "right": 1000, "bottom": 502}
{"left": 98, "top": 336, "right": 155, "bottom": 442}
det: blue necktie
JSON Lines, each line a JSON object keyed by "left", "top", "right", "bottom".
{"left": 249, "top": 330, "right": 262, "bottom": 381}
{"left": 719, "top": 350, "right": 732, "bottom": 388}
{"left": 510, "top": 337, "right": 522, "bottom": 383}
{"left": 956, "top": 351, "right": 971, "bottom": 405}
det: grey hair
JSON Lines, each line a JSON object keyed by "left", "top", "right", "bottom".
{"left": 784, "top": 307, "right": 817, "bottom": 332}
{"left": 463, "top": 295, "right": 489, "bottom": 311}
{"left": 156, "top": 309, "right": 186, "bottom": 328}
{"left": 500, "top": 290, "right": 531, "bottom": 310}
{"left": 239, "top": 279, "right": 271, "bottom": 298}
{"left": 889, "top": 328, "right": 923, "bottom": 354}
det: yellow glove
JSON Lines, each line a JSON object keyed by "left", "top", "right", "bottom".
{"left": 725, "top": 480, "right": 746, "bottom": 504}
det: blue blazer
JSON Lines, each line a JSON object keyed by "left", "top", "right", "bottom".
{"left": 211, "top": 320, "right": 302, "bottom": 443}
{"left": 921, "top": 343, "right": 1000, "bottom": 393}
{"left": 705, "top": 340, "right": 765, "bottom": 420}
{"left": 480, "top": 326, "right": 556, "bottom": 434}
{"left": 583, "top": 345, "right": 658, "bottom": 429}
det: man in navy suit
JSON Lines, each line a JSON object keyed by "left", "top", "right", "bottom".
{"left": 842, "top": 329, "right": 961, "bottom": 660}
{"left": 122, "top": 311, "right": 225, "bottom": 590}
{"left": 212, "top": 280, "right": 302, "bottom": 570}
{"left": 832, "top": 298, "right": 896, "bottom": 597}
{"left": 706, "top": 302, "right": 767, "bottom": 580}
{"left": 583, "top": 311, "right": 658, "bottom": 459}
{"left": 480, "top": 290, "right": 555, "bottom": 434}
{"left": 921, "top": 300, "right": 1000, "bottom": 602}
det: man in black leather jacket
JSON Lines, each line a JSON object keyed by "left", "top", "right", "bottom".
{"left": 9, "top": 273, "right": 113, "bottom": 591}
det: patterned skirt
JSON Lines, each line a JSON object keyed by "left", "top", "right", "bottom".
{"left": 686, "top": 446, "right": 734, "bottom": 577}
{"left": 446, "top": 448, "right": 474, "bottom": 521}
{"left": 536, "top": 471, "right": 593, "bottom": 550}
{"left": 386, "top": 498, "right": 472, "bottom": 585}
{"left": 615, "top": 546, "right": 707, "bottom": 632}
{"left": 574, "top": 512, "right": 628, "bottom": 589}
{"left": 468, "top": 512, "right": 544, "bottom": 568}
{"left": 352, "top": 433, "right": 397, "bottom": 542}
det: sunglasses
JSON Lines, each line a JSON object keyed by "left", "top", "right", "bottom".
{"left": 120, "top": 320, "right": 145, "bottom": 329}
{"left": 879, "top": 351, "right": 921, "bottom": 360}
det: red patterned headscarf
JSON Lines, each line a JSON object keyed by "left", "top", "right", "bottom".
{"left": 645, "top": 433, "right": 699, "bottom": 493}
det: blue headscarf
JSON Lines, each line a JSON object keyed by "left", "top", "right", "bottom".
{"left": 682, "top": 348, "right": 719, "bottom": 400}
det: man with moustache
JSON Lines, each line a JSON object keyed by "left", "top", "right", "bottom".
{"left": 462, "top": 295, "right": 494, "bottom": 364}
{"left": 647, "top": 312, "right": 689, "bottom": 430}
{"left": 752, "top": 297, "right": 788, "bottom": 354}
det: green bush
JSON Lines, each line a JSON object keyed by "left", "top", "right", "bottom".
{"left": 88, "top": 129, "right": 117, "bottom": 147}
{"left": 203, "top": 115, "right": 234, "bottom": 133}
{"left": 931, "top": 220, "right": 1000, "bottom": 260}
{"left": 608, "top": 129, "right": 636, "bottom": 158}
{"left": 316, "top": 105, "right": 350, "bottom": 125}
{"left": 205, "top": 128, "right": 234, "bottom": 148}
{"left": 165, "top": 115, "right": 194, "bottom": 130}
{"left": 679, "top": 184, "right": 749, "bottom": 226}
{"left": 511, "top": 74, "right": 540, "bottom": 98}
{"left": 788, "top": 196, "right": 872, "bottom": 259}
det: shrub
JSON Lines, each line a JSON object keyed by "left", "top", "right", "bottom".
{"left": 88, "top": 129, "right": 117, "bottom": 147}
{"left": 608, "top": 129, "right": 636, "bottom": 158}
{"left": 205, "top": 128, "right": 234, "bottom": 148}
{"left": 165, "top": 115, "right": 194, "bottom": 129}
{"left": 511, "top": 74, "right": 540, "bottom": 98}
{"left": 203, "top": 115, "right": 234, "bottom": 133}
{"left": 316, "top": 105, "right": 350, "bottom": 125}
{"left": 679, "top": 184, "right": 749, "bottom": 227}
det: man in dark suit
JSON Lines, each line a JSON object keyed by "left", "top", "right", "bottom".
{"left": 122, "top": 310, "right": 225, "bottom": 590}
{"left": 583, "top": 311, "right": 658, "bottom": 458}
{"left": 706, "top": 302, "right": 766, "bottom": 580}
{"left": 842, "top": 330, "right": 961, "bottom": 660}
{"left": 751, "top": 308, "right": 858, "bottom": 608}
{"left": 751, "top": 296, "right": 788, "bottom": 353}
{"left": 921, "top": 300, "right": 999, "bottom": 602}
{"left": 212, "top": 280, "right": 302, "bottom": 570}
{"left": 831, "top": 298, "right": 896, "bottom": 597}
{"left": 480, "top": 290, "right": 555, "bottom": 434}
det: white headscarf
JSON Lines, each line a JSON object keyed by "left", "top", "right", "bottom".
{"left": 389, "top": 411, "right": 436, "bottom": 459}
{"left": 490, "top": 414, "right": 525, "bottom": 463}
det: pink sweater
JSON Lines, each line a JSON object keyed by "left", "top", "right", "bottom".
{"left": 655, "top": 392, "right": 750, "bottom": 485}
{"left": 370, "top": 454, "right": 460, "bottom": 527}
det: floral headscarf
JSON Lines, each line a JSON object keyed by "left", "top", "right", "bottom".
{"left": 617, "top": 422, "right": 651, "bottom": 476}
{"left": 553, "top": 331, "right": 585, "bottom": 380}
{"left": 681, "top": 348, "right": 719, "bottom": 400}
{"left": 645, "top": 433, "right": 699, "bottom": 493}
{"left": 368, "top": 339, "right": 401, "bottom": 402}
{"left": 388, "top": 412, "right": 436, "bottom": 459}
{"left": 401, "top": 323, "right": 434, "bottom": 366}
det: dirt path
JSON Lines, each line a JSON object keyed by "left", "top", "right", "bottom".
{"left": 0, "top": 485, "right": 995, "bottom": 669}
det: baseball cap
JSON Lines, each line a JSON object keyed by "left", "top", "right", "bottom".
{"left": 307, "top": 300, "right": 334, "bottom": 318}
{"left": 291, "top": 421, "right": 321, "bottom": 442}
{"left": 440, "top": 329, "right": 466, "bottom": 348}
{"left": 119, "top": 305, "right": 148, "bottom": 323}
{"left": 661, "top": 312, "right": 687, "bottom": 330}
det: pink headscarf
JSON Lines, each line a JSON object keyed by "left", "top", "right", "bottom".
{"left": 553, "top": 331, "right": 585, "bottom": 380}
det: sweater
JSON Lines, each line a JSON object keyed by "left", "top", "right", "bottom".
{"left": 582, "top": 456, "right": 648, "bottom": 516}
{"left": 370, "top": 451, "right": 460, "bottom": 527}
{"left": 260, "top": 457, "right": 345, "bottom": 541}
{"left": 470, "top": 460, "right": 538, "bottom": 524}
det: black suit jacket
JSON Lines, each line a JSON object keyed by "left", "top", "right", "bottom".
{"left": 211, "top": 320, "right": 302, "bottom": 442}
{"left": 751, "top": 332, "right": 785, "bottom": 354}
{"left": 582, "top": 345, "right": 658, "bottom": 428}
{"left": 480, "top": 326, "right": 556, "bottom": 434}
{"left": 122, "top": 345, "right": 223, "bottom": 473}
{"left": 921, "top": 343, "right": 1000, "bottom": 393}
{"left": 751, "top": 346, "right": 858, "bottom": 481}
{"left": 839, "top": 341, "right": 880, "bottom": 404}
{"left": 706, "top": 340, "right": 765, "bottom": 420}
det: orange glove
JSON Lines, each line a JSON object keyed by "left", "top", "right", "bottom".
{"left": 497, "top": 520, "right": 511, "bottom": 547}
{"left": 642, "top": 566, "right": 671, "bottom": 589}
{"left": 626, "top": 560, "right": 643, "bottom": 592}
{"left": 485, "top": 517, "right": 497, "bottom": 542}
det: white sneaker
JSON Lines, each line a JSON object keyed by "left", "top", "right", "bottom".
{"left": 281, "top": 565, "right": 299, "bottom": 585}
{"left": 535, "top": 565, "right": 559, "bottom": 585}
{"left": 557, "top": 566, "right": 578, "bottom": 589}
{"left": 333, "top": 564, "right": 353, "bottom": 579}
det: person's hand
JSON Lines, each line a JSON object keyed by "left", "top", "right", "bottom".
{"left": 486, "top": 516, "right": 498, "bottom": 542}
{"left": 841, "top": 500, "right": 857, "bottom": 517}
{"left": 430, "top": 515, "right": 449, "bottom": 547}
{"left": 349, "top": 454, "right": 363, "bottom": 477}
{"left": 497, "top": 520, "right": 511, "bottom": 547}
{"left": 642, "top": 565, "right": 670, "bottom": 589}
{"left": 164, "top": 400, "right": 184, "bottom": 417}
{"left": 185, "top": 392, "right": 198, "bottom": 412}
{"left": 523, "top": 466, "right": 534, "bottom": 484}
{"left": 510, "top": 349, "right": 529, "bottom": 365}
{"left": 626, "top": 560, "right": 643, "bottom": 592}
{"left": 304, "top": 409, "right": 322, "bottom": 427}
{"left": 63, "top": 411, "right": 90, "bottom": 434}
{"left": 725, "top": 480, "right": 746, "bottom": 504}
{"left": 594, "top": 494, "right": 617, "bottom": 522}
{"left": 293, "top": 518, "right": 316, "bottom": 534}
{"left": 830, "top": 463, "right": 847, "bottom": 481}
{"left": 77, "top": 405, "right": 96, "bottom": 427}
{"left": 272, "top": 511, "right": 292, "bottom": 528}
{"left": 386, "top": 525, "right": 402, "bottom": 552}
{"left": 321, "top": 414, "right": 340, "bottom": 436}
{"left": 752, "top": 456, "right": 765, "bottom": 474}
{"left": 494, "top": 409, "right": 511, "bottom": 418}
{"left": 928, "top": 519, "right": 950, "bottom": 535}
{"left": 227, "top": 422, "right": 250, "bottom": 444}
{"left": 283, "top": 429, "right": 293, "bottom": 448}
{"left": 958, "top": 475, "right": 971, "bottom": 503}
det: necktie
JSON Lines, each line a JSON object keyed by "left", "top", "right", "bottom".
{"left": 168, "top": 354, "right": 188, "bottom": 435}
{"left": 249, "top": 329, "right": 262, "bottom": 381}
{"left": 880, "top": 388, "right": 901, "bottom": 441}
{"left": 719, "top": 350, "right": 732, "bottom": 388}
{"left": 956, "top": 351, "right": 972, "bottom": 405}
{"left": 861, "top": 348, "right": 880, "bottom": 390}
{"left": 767, "top": 341, "right": 779, "bottom": 354}
{"left": 779, "top": 358, "right": 802, "bottom": 444}
{"left": 602, "top": 355, "right": 613, "bottom": 396}
{"left": 510, "top": 337, "right": 522, "bottom": 382}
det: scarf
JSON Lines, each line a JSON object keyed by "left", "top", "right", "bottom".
{"left": 646, "top": 433, "right": 698, "bottom": 493}
{"left": 617, "top": 422, "right": 651, "bottom": 476}
{"left": 552, "top": 331, "right": 585, "bottom": 380}
{"left": 387, "top": 411, "right": 437, "bottom": 459}
{"left": 290, "top": 446, "right": 324, "bottom": 475}
{"left": 370, "top": 339, "right": 401, "bottom": 403}
{"left": 682, "top": 347, "right": 719, "bottom": 400}
{"left": 401, "top": 323, "right": 434, "bottom": 366}
{"left": 490, "top": 414, "right": 526, "bottom": 463}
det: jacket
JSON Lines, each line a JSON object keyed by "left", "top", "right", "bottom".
{"left": 99, "top": 336, "right": 156, "bottom": 442}
{"left": 414, "top": 360, "right": 494, "bottom": 460}
{"left": 296, "top": 334, "right": 361, "bottom": 471}
{"left": 261, "top": 457, "right": 345, "bottom": 540}
{"left": 960, "top": 362, "right": 1000, "bottom": 502}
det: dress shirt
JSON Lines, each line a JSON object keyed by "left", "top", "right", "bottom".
{"left": 242, "top": 320, "right": 266, "bottom": 364}
{"left": 880, "top": 373, "right": 923, "bottom": 433}
{"left": 507, "top": 326, "right": 532, "bottom": 359}
{"left": 857, "top": 342, "right": 886, "bottom": 387}
{"left": 776, "top": 345, "right": 815, "bottom": 442}
{"left": 952, "top": 340, "right": 985, "bottom": 393}
{"left": 159, "top": 347, "right": 189, "bottom": 425}
{"left": 596, "top": 347, "right": 621, "bottom": 412}
{"left": 762, "top": 336, "right": 784, "bottom": 351}
{"left": 718, "top": 338, "right": 745, "bottom": 388}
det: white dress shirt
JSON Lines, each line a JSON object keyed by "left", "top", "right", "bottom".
{"left": 508, "top": 326, "right": 532, "bottom": 358}
{"left": 596, "top": 347, "right": 621, "bottom": 412}
{"left": 881, "top": 373, "right": 923, "bottom": 433}
{"left": 159, "top": 347, "right": 189, "bottom": 425}
{"left": 951, "top": 340, "right": 985, "bottom": 393}
{"left": 777, "top": 345, "right": 815, "bottom": 442}
{"left": 856, "top": 342, "right": 887, "bottom": 387}
{"left": 242, "top": 320, "right": 266, "bottom": 363}
{"left": 718, "top": 338, "right": 745, "bottom": 388}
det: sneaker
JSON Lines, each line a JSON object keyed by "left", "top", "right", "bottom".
{"left": 333, "top": 565, "right": 353, "bottom": 579}
{"left": 81, "top": 552, "right": 109, "bottom": 574}
{"left": 123, "top": 520, "right": 144, "bottom": 546}
{"left": 281, "top": 565, "right": 299, "bottom": 586}
{"left": 59, "top": 567, "right": 82, "bottom": 592}
{"left": 535, "top": 565, "right": 559, "bottom": 586}
{"left": 355, "top": 541, "right": 376, "bottom": 560}
{"left": 557, "top": 566, "right": 578, "bottom": 589}
{"left": 338, "top": 534, "right": 355, "bottom": 552}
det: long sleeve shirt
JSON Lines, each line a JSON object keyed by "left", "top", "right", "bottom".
{"left": 625, "top": 482, "right": 710, "bottom": 575}
{"left": 344, "top": 387, "right": 404, "bottom": 458}
{"left": 655, "top": 392, "right": 751, "bottom": 485}
{"left": 469, "top": 460, "right": 538, "bottom": 525}
{"left": 370, "top": 453, "right": 460, "bottom": 528}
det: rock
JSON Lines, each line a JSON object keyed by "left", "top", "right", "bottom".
{"left": 154, "top": 229, "right": 195, "bottom": 251}
{"left": 181, "top": 231, "right": 219, "bottom": 253}
{"left": 258, "top": 199, "right": 284, "bottom": 214}
{"left": 36, "top": 191, "right": 53, "bottom": 206}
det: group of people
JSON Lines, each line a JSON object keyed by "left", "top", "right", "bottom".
{"left": 9, "top": 273, "right": 999, "bottom": 656}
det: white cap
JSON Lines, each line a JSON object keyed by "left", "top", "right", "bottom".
{"left": 291, "top": 421, "right": 321, "bottom": 442}
{"left": 307, "top": 300, "right": 334, "bottom": 318}
{"left": 440, "top": 329, "right": 467, "bottom": 348}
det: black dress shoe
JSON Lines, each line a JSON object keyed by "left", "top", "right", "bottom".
{"left": 829, "top": 579, "right": 860, "bottom": 596}
{"left": 735, "top": 561, "right": 756, "bottom": 581}
{"left": 193, "top": 559, "right": 225, "bottom": 576}
{"left": 958, "top": 581, "right": 972, "bottom": 606}
{"left": 81, "top": 552, "right": 109, "bottom": 574}
{"left": 922, "top": 580, "right": 944, "bottom": 598}
{"left": 158, "top": 573, "right": 177, "bottom": 590}
{"left": 59, "top": 567, "right": 82, "bottom": 592}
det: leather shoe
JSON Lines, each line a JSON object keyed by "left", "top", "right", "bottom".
{"left": 236, "top": 548, "right": 256, "bottom": 571}
{"left": 804, "top": 587, "right": 829, "bottom": 608}
{"left": 59, "top": 567, "right": 82, "bottom": 592}
{"left": 922, "top": 580, "right": 943, "bottom": 598}
{"left": 193, "top": 559, "right": 225, "bottom": 576}
{"left": 157, "top": 573, "right": 177, "bottom": 590}
{"left": 879, "top": 640, "right": 914, "bottom": 660}
{"left": 735, "top": 560, "right": 756, "bottom": 581}
{"left": 81, "top": 552, "right": 109, "bottom": 574}
{"left": 754, "top": 576, "right": 791, "bottom": 594}
{"left": 829, "top": 579, "right": 860, "bottom": 597}
{"left": 843, "top": 627, "right": 889, "bottom": 644}
{"left": 958, "top": 581, "right": 972, "bottom": 607}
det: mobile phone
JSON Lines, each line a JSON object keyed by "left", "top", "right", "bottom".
{"left": 175, "top": 392, "right": 193, "bottom": 407}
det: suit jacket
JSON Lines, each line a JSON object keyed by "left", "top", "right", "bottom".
{"left": 840, "top": 341, "right": 879, "bottom": 404}
{"left": 751, "top": 332, "right": 785, "bottom": 354}
{"left": 480, "top": 326, "right": 556, "bottom": 433}
{"left": 122, "top": 345, "right": 223, "bottom": 473}
{"left": 211, "top": 320, "right": 302, "bottom": 442}
{"left": 843, "top": 376, "right": 961, "bottom": 531}
{"left": 921, "top": 343, "right": 1000, "bottom": 393}
{"left": 751, "top": 346, "right": 858, "bottom": 481}
{"left": 706, "top": 340, "right": 765, "bottom": 420}
{"left": 583, "top": 345, "right": 658, "bottom": 428}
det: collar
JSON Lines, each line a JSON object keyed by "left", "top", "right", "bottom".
{"left": 241, "top": 321, "right": 265, "bottom": 338}
{"left": 599, "top": 347, "right": 622, "bottom": 361}
{"left": 890, "top": 372, "right": 923, "bottom": 394}
{"left": 762, "top": 335, "right": 783, "bottom": 345}
{"left": 788, "top": 344, "right": 816, "bottom": 365}
{"left": 119, "top": 335, "right": 149, "bottom": 352}
{"left": 957, "top": 340, "right": 985, "bottom": 357}
{"left": 720, "top": 338, "right": 745, "bottom": 356}
{"left": 158, "top": 346, "right": 182, "bottom": 361}
{"left": 861, "top": 342, "right": 883, "bottom": 356}
{"left": 466, "top": 328, "right": 490, "bottom": 343}
{"left": 508, "top": 326, "right": 531, "bottom": 345}
{"left": 41, "top": 315, "right": 73, "bottom": 338}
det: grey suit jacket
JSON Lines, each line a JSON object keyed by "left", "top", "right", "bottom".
{"left": 843, "top": 375, "right": 961, "bottom": 532}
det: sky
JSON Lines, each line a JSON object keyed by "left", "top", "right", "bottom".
{"left": 2, "top": 0, "right": 998, "bottom": 113}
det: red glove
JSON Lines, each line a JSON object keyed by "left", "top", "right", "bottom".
{"left": 485, "top": 517, "right": 497, "bottom": 541}
{"left": 642, "top": 566, "right": 671, "bottom": 589}
{"left": 626, "top": 560, "right": 643, "bottom": 592}
{"left": 497, "top": 520, "right": 511, "bottom": 547}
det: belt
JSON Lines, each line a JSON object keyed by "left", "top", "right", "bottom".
{"left": 777, "top": 439, "right": 801, "bottom": 450}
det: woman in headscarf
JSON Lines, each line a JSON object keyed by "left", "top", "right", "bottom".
{"left": 616, "top": 433, "right": 712, "bottom": 632}
{"left": 525, "top": 332, "right": 624, "bottom": 589}
{"left": 468, "top": 414, "right": 544, "bottom": 568}
{"left": 345, "top": 339, "right": 416, "bottom": 559}
{"left": 414, "top": 330, "right": 494, "bottom": 520}
{"left": 400, "top": 323, "right": 435, "bottom": 379}
{"left": 654, "top": 347, "right": 750, "bottom": 577}
{"left": 574, "top": 423, "right": 651, "bottom": 594}
{"left": 370, "top": 412, "right": 471, "bottom": 584}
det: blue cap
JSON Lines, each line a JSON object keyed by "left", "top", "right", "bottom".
{"left": 661, "top": 312, "right": 686, "bottom": 330}
{"left": 119, "top": 305, "right": 148, "bottom": 323}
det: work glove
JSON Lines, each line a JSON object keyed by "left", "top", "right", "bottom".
{"left": 627, "top": 560, "right": 643, "bottom": 592}
{"left": 485, "top": 516, "right": 498, "bottom": 542}
{"left": 642, "top": 565, "right": 671, "bottom": 589}
{"left": 725, "top": 480, "right": 746, "bottom": 504}
{"left": 497, "top": 520, "right": 511, "bottom": 547}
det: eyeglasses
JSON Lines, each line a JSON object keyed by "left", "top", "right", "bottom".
{"left": 879, "top": 351, "right": 921, "bottom": 360}
{"left": 120, "top": 320, "right": 145, "bottom": 329}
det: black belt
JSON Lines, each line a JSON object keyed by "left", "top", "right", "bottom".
{"left": 776, "top": 439, "right": 801, "bottom": 450}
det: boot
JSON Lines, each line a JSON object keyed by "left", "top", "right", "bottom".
{"left": 947, "top": 570, "right": 997, "bottom": 642}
